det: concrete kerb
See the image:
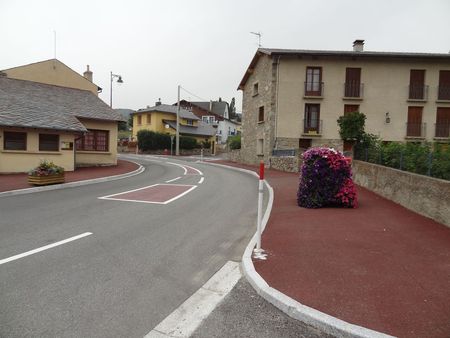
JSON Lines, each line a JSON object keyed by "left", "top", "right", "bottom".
{"left": 204, "top": 162, "right": 396, "bottom": 338}
{"left": 0, "top": 161, "right": 145, "bottom": 198}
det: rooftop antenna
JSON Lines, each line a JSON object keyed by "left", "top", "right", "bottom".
{"left": 250, "top": 31, "right": 262, "bottom": 48}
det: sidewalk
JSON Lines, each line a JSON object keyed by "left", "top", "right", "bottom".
{"left": 213, "top": 160, "right": 450, "bottom": 338}
{"left": 0, "top": 160, "right": 139, "bottom": 193}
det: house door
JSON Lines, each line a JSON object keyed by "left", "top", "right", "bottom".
{"left": 407, "top": 106, "right": 423, "bottom": 137}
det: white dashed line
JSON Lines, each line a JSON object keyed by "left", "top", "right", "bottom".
{"left": 166, "top": 177, "right": 181, "bottom": 183}
{"left": 198, "top": 177, "right": 204, "bottom": 184}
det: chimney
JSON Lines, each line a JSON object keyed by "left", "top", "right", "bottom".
{"left": 353, "top": 40, "right": 365, "bottom": 52}
{"left": 209, "top": 100, "right": 213, "bottom": 112}
{"left": 155, "top": 98, "right": 162, "bottom": 106}
{"left": 83, "top": 65, "right": 93, "bottom": 82}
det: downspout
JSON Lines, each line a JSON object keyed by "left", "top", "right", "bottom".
{"left": 274, "top": 55, "right": 281, "bottom": 149}
{"left": 74, "top": 133, "right": 84, "bottom": 170}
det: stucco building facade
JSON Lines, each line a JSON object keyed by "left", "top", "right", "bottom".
{"left": 238, "top": 41, "right": 450, "bottom": 165}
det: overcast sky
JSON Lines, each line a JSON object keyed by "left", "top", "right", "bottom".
{"left": 1, "top": 0, "right": 449, "bottom": 111}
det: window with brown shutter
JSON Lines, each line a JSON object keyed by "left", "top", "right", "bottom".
{"left": 435, "top": 107, "right": 450, "bottom": 137}
{"left": 344, "top": 104, "right": 360, "bottom": 115}
{"left": 75, "top": 130, "right": 109, "bottom": 151}
{"left": 4, "top": 132, "right": 27, "bottom": 150}
{"left": 409, "top": 70, "right": 426, "bottom": 100}
{"left": 406, "top": 107, "right": 423, "bottom": 137}
{"left": 39, "top": 134, "right": 59, "bottom": 151}
{"left": 344, "top": 68, "right": 361, "bottom": 97}
{"left": 438, "top": 70, "right": 450, "bottom": 100}
{"left": 305, "top": 67, "right": 322, "bottom": 96}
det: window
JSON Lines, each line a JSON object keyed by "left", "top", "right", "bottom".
{"left": 409, "top": 70, "right": 426, "bottom": 100}
{"left": 344, "top": 68, "right": 362, "bottom": 97}
{"left": 406, "top": 106, "right": 423, "bottom": 137}
{"left": 435, "top": 107, "right": 450, "bottom": 137}
{"left": 76, "top": 130, "right": 109, "bottom": 151}
{"left": 4, "top": 131, "right": 27, "bottom": 150}
{"left": 253, "top": 83, "right": 259, "bottom": 96}
{"left": 137, "top": 115, "right": 142, "bottom": 125}
{"left": 146, "top": 114, "right": 151, "bottom": 124}
{"left": 202, "top": 116, "right": 215, "bottom": 124}
{"left": 305, "top": 67, "right": 322, "bottom": 96}
{"left": 39, "top": 134, "right": 59, "bottom": 151}
{"left": 438, "top": 70, "right": 450, "bottom": 100}
{"left": 186, "top": 119, "right": 194, "bottom": 126}
{"left": 257, "top": 138, "right": 264, "bottom": 155}
{"left": 299, "top": 138, "right": 312, "bottom": 150}
{"left": 258, "top": 106, "right": 264, "bottom": 122}
{"left": 304, "top": 104, "right": 320, "bottom": 134}
{"left": 344, "top": 104, "right": 360, "bottom": 115}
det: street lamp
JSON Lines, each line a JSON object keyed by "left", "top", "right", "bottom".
{"left": 110, "top": 71, "right": 123, "bottom": 108}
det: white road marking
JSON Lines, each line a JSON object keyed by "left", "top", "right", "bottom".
{"left": 185, "top": 164, "right": 203, "bottom": 175}
{"left": 165, "top": 177, "right": 181, "bottom": 183}
{"left": 0, "top": 232, "right": 92, "bottom": 265}
{"left": 198, "top": 177, "right": 204, "bottom": 184}
{"left": 167, "top": 162, "right": 187, "bottom": 175}
{"left": 163, "top": 185, "right": 197, "bottom": 204}
{"left": 144, "top": 261, "right": 241, "bottom": 338}
{"left": 98, "top": 184, "right": 160, "bottom": 199}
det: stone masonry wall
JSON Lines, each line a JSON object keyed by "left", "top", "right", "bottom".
{"left": 269, "top": 156, "right": 300, "bottom": 173}
{"left": 353, "top": 160, "right": 450, "bottom": 228}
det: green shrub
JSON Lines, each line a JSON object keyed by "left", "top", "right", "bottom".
{"left": 228, "top": 135, "right": 241, "bottom": 150}
{"left": 137, "top": 130, "right": 171, "bottom": 151}
{"left": 180, "top": 136, "right": 197, "bottom": 150}
{"left": 337, "top": 112, "right": 366, "bottom": 142}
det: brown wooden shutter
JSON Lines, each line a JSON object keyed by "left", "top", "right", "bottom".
{"left": 409, "top": 70, "right": 425, "bottom": 99}
{"left": 436, "top": 107, "right": 450, "bottom": 137}
{"left": 407, "top": 106, "right": 423, "bottom": 137}
{"left": 345, "top": 68, "right": 361, "bottom": 97}
{"left": 344, "top": 104, "right": 360, "bottom": 115}
{"left": 438, "top": 71, "right": 450, "bottom": 100}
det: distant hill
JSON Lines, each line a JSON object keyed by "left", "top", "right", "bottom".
{"left": 115, "top": 108, "right": 134, "bottom": 121}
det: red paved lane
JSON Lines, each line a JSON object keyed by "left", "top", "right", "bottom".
{"left": 0, "top": 160, "right": 139, "bottom": 192}
{"left": 213, "top": 160, "right": 450, "bottom": 338}
{"left": 102, "top": 184, "right": 195, "bottom": 204}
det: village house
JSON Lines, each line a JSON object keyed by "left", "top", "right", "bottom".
{"left": 0, "top": 59, "right": 123, "bottom": 173}
{"left": 238, "top": 40, "right": 450, "bottom": 165}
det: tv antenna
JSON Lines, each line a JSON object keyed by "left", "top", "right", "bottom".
{"left": 250, "top": 31, "right": 262, "bottom": 48}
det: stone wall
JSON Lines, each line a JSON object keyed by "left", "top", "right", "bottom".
{"left": 311, "top": 138, "right": 343, "bottom": 151}
{"left": 227, "top": 149, "right": 241, "bottom": 162}
{"left": 353, "top": 160, "right": 450, "bottom": 228}
{"left": 269, "top": 156, "right": 300, "bottom": 173}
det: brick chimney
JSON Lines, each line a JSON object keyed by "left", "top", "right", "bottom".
{"left": 83, "top": 65, "right": 93, "bottom": 82}
{"left": 353, "top": 40, "right": 365, "bottom": 52}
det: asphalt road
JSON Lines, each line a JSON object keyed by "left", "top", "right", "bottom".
{"left": 0, "top": 155, "right": 259, "bottom": 337}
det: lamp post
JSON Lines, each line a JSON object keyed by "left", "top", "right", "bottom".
{"left": 110, "top": 71, "right": 123, "bottom": 108}
{"left": 176, "top": 85, "right": 180, "bottom": 156}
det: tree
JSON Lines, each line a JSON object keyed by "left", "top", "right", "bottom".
{"left": 228, "top": 97, "right": 236, "bottom": 120}
{"left": 128, "top": 114, "right": 133, "bottom": 129}
{"left": 337, "top": 112, "right": 366, "bottom": 142}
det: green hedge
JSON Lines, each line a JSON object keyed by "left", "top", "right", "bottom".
{"left": 137, "top": 130, "right": 198, "bottom": 151}
{"left": 227, "top": 135, "right": 241, "bottom": 150}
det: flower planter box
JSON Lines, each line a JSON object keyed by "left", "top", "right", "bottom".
{"left": 28, "top": 174, "right": 65, "bottom": 186}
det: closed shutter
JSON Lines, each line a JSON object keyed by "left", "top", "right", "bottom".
{"left": 407, "top": 106, "right": 423, "bottom": 137}
{"left": 436, "top": 107, "right": 450, "bottom": 137}
{"left": 345, "top": 68, "right": 361, "bottom": 97}
{"left": 438, "top": 71, "right": 450, "bottom": 100}
{"left": 409, "top": 70, "right": 425, "bottom": 99}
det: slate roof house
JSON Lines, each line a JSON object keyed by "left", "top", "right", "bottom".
{"left": 0, "top": 74, "right": 123, "bottom": 173}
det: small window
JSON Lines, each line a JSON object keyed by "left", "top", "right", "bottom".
{"left": 186, "top": 119, "right": 194, "bottom": 126}
{"left": 4, "top": 132, "right": 27, "bottom": 150}
{"left": 253, "top": 83, "right": 259, "bottom": 96}
{"left": 344, "top": 104, "right": 359, "bottom": 116}
{"left": 257, "top": 138, "right": 264, "bottom": 155}
{"left": 137, "top": 115, "right": 142, "bottom": 125}
{"left": 146, "top": 114, "right": 151, "bottom": 124}
{"left": 258, "top": 106, "right": 264, "bottom": 122}
{"left": 39, "top": 134, "right": 59, "bottom": 151}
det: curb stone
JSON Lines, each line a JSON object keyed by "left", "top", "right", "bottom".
{"left": 0, "top": 161, "right": 145, "bottom": 198}
{"left": 204, "top": 162, "right": 396, "bottom": 338}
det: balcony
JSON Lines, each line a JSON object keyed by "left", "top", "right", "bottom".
{"left": 435, "top": 122, "right": 450, "bottom": 138}
{"left": 304, "top": 82, "right": 324, "bottom": 98}
{"left": 408, "top": 84, "right": 428, "bottom": 101}
{"left": 343, "top": 82, "right": 364, "bottom": 99}
{"left": 437, "top": 85, "right": 450, "bottom": 101}
{"left": 303, "top": 119, "right": 322, "bottom": 136}
{"left": 406, "top": 122, "right": 426, "bottom": 138}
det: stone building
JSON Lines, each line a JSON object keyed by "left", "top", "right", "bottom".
{"left": 238, "top": 40, "right": 450, "bottom": 165}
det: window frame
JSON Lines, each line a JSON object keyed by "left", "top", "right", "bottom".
{"left": 39, "top": 133, "right": 59, "bottom": 151}
{"left": 3, "top": 131, "right": 27, "bottom": 151}
{"left": 258, "top": 106, "right": 265, "bottom": 123}
{"left": 253, "top": 82, "right": 259, "bottom": 96}
{"left": 75, "top": 129, "right": 109, "bottom": 152}
{"left": 305, "top": 67, "right": 322, "bottom": 96}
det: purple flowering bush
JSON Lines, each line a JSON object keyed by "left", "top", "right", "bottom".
{"left": 297, "top": 147, "right": 357, "bottom": 208}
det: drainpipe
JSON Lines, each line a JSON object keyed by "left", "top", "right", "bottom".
{"left": 274, "top": 55, "right": 281, "bottom": 149}
{"left": 74, "top": 134, "right": 84, "bottom": 170}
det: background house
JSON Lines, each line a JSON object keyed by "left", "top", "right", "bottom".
{"left": 238, "top": 40, "right": 450, "bottom": 165}
{"left": 0, "top": 76, "right": 123, "bottom": 173}
{"left": 132, "top": 101, "right": 216, "bottom": 152}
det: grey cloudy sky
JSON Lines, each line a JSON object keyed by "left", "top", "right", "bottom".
{"left": 1, "top": 0, "right": 449, "bottom": 111}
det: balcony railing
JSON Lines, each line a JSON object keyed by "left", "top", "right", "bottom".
{"left": 408, "top": 84, "right": 428, "bottom": 100}
{"left": 304, "top": 82, "right": 324, "bottom": 97}
{"left": 406, "top": 122, "right": 426, "bottom": 138}
{"left": 344, "top": 82, "right": 364, "bottom": 98}
{"left": 435, "top": 122, "right": 450, "bottom": 138}
{"left": 438, "top": 85, "right": 450, "bottom": 100}
{"left": 303, "top": 119, "right": 323, "bottom": 135}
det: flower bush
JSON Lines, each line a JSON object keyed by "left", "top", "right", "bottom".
{"left": 29, "top": 160, "right": 64, "bottom": 177}
{"left": 297, "top": 147, "right": 357, "bottom": 208}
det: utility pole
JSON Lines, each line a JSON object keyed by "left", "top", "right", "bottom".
{"left": 176, "top": 85, "right": 180, "bottom": 156}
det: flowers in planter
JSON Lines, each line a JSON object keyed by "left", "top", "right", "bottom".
{"left": 28, "top": 160, "right": 64, "bottom": 177}
{"left": 297, "top": 147, "right": 357, "bottom": 208}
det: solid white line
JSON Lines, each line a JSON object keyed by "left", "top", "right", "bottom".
{"left": 98, "top": 197, "right": 166, "bottom": 205}
{"left": 0, "top": 232, "right": 93, "bottom": 265}
{"left": 198, "top": 177, "right": 204, "bottom": 184}
{"left": 184, "top": 164, "right": 203, "bottom": 176}
{"left": 98, "top": 184, "right": 159, "bottom": 199}
{"left": 145, "top": 261, "right": 241, "bottom": 338}
{"left": 167, "top": 162, "right": 188, "bottom": 175}
{"left": 162, "top": 185, "right": 197, "bottom": 204}
{"left": 165, "top": 177, "right": 181, "bottom": 183}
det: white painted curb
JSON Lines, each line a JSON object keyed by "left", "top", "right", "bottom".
{"left": 0, "top": 161, "right": 145, "bottom": 198}
{"left": 204, "top": 162, "right": 396, "bottom": 338}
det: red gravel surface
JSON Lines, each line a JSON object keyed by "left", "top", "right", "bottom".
{"left": 213, "top": 160, "right": 450, "bottom": 338}
{"left": 0, "top": 160, "right": 139, "bottom": 193}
